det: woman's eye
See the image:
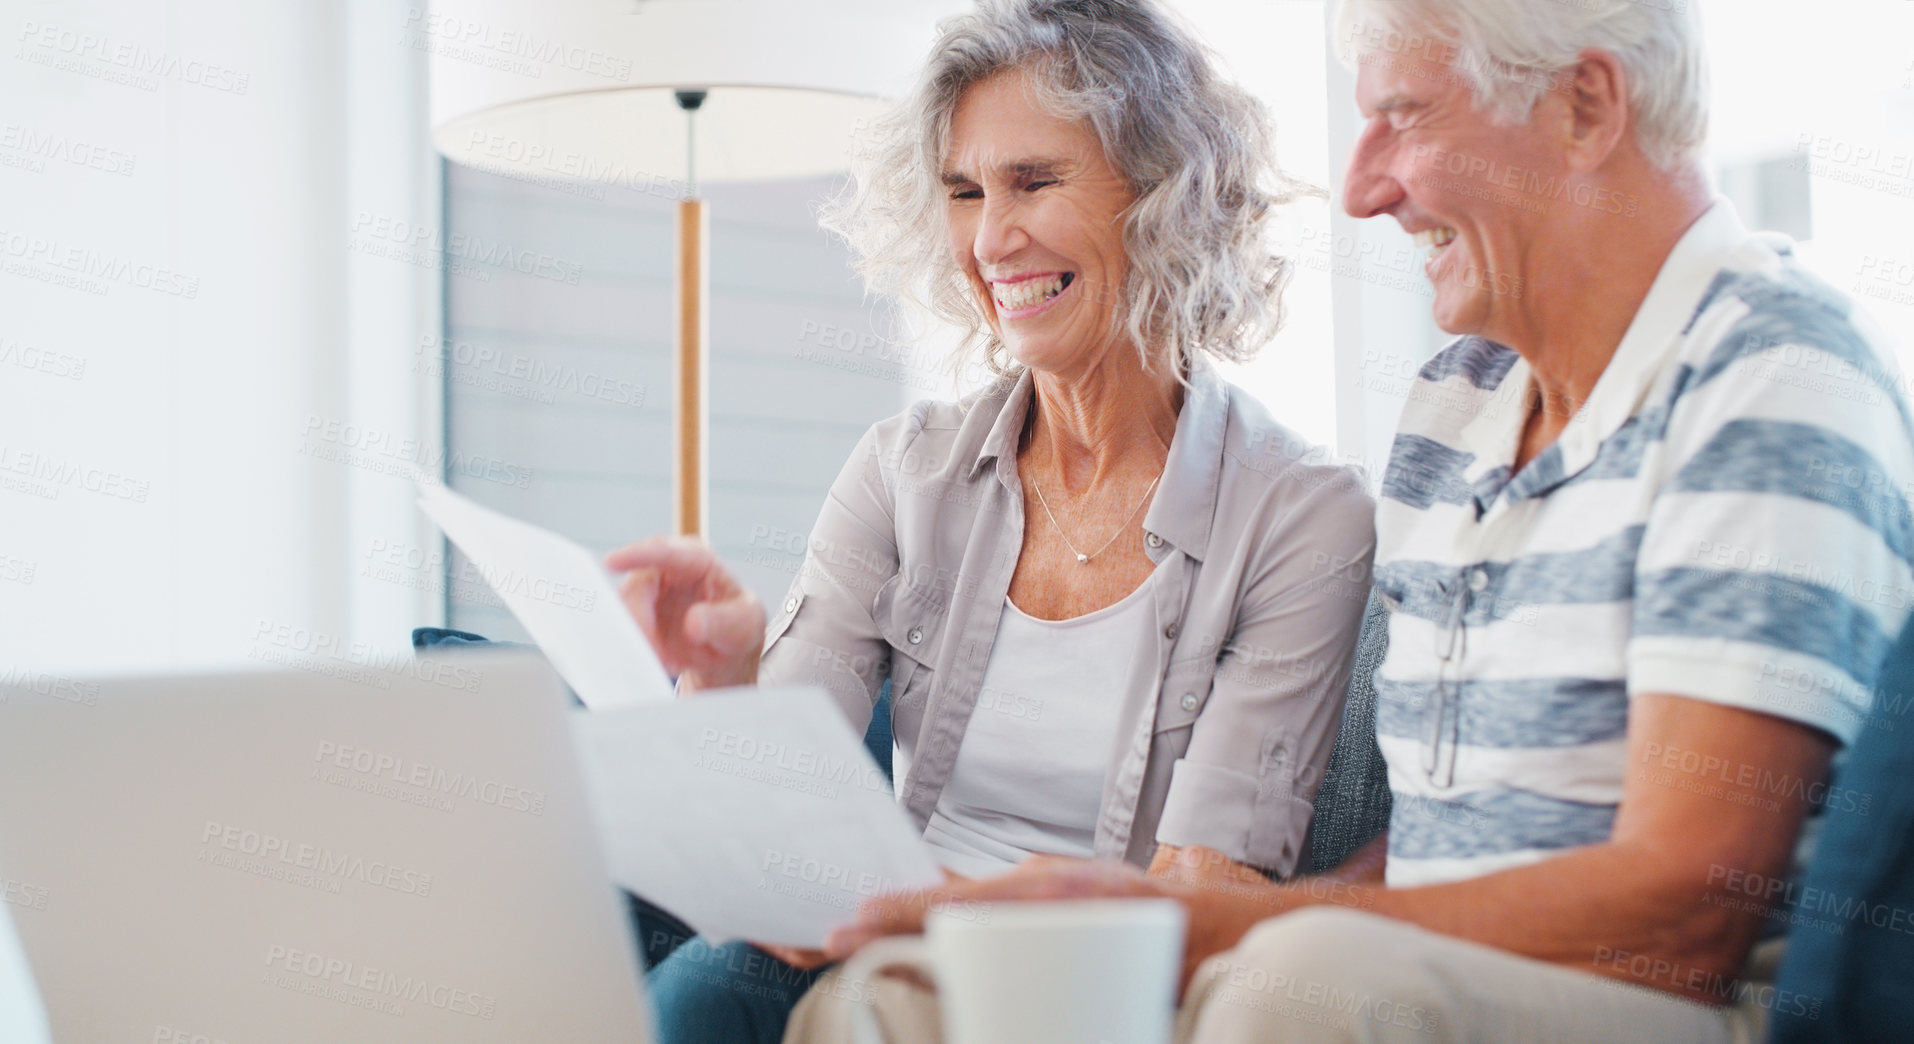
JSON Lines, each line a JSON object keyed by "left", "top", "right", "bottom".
{"left": 949, "top": 187, "right": 983, "bottom": 201}
{"left": 1025, "top": 179, "right": 1058, "bottom": 191}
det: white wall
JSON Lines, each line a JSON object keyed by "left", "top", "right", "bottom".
{"left": 7, "top": 0, "right": 1908, "bottom": 670}
{"left": 0, "top": 0, "right": 441, "bottom": 677}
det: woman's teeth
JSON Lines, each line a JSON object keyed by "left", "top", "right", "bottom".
{"left": 994, "top": 273, "right": 1072, "bottom": 311}
{"left": 1415, "top": 228, "right": 1458, "bottom": 252}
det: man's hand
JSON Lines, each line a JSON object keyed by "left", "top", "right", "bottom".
{"left": 750, "top": 943, "right": 832, "bottom": 970}
{"left": 1147, "top": 845, "right": 1317, "bottom": 989}
{"left": 822, "top": 854, "right": 1300, "bottom": 992}
{"left": 1148, "top": 844, "right": 1273, "bottom": 891}
{"left": 1324, "top": 833, "right": 1388, "bottom": 884}
{"left": 823, "top": 856, "right": 1166, "bottom": 958}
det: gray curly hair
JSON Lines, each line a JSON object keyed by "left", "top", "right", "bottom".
{"left": 820, "top": 0, "right": 1306, "bottom": 378}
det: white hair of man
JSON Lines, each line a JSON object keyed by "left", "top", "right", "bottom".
{"left": 1334, "top": 0, "right": 1710, "bottom": 170}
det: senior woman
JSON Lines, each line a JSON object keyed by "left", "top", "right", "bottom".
{"left": 607, "top": 1, "right": 1373, "bottom": 1041}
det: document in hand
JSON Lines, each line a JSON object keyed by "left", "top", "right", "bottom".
{"left": 416, "top": 482, "right": 674, "bottom": 709}
{"left": 572, "top": 687, "right": 947, "bottom": 947}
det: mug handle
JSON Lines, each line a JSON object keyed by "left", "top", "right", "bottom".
{"left": 839, "top": 935, "right": 935, "bottom": 1044}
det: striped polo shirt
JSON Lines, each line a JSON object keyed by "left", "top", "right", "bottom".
{"left": 1372, "top": 202, "right": 1914, "bottom": 887}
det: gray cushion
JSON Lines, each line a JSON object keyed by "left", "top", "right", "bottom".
{"left": 1306, "top": 593, "right": 1394, "bottom": 875}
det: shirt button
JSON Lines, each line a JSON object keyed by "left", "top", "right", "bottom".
{"left": 1180, "top": 693, "right": 1198, "bottom": 711}
{"left": 1164, "top": 623, "right": 1179, "bottom": 640}
{"left": 1469, "top": 568, "right": 1490, "bottom": 592}
{"left": 783, "top": 597, "right": 798, "bottom": 614}
{"left": 907, "top": 627, "right": 924, "bottom": 645}
{"left": 1146, "top": 533, "right": 1164, "bottom": 549}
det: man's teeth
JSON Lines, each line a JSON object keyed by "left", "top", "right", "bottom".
{"left": 1415, "top": 229, "right": 1458, "bottom": 250}
{"left": 994, "top": 274, "right": 1070, "bottom": 310}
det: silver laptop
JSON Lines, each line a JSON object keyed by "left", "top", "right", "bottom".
{"left": 0, "top": 650, "right": 654, "bottom": 1042}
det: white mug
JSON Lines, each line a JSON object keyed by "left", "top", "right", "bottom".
{"left": 841, "top": 898, "right": 1186, "bottom": 1044}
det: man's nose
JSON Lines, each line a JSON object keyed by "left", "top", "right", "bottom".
{"left": 1343, "top": 124, "right": 1404, "bottom": 220}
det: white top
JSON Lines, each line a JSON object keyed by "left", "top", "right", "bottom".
{"left": 1370, "top": 201, "right": 1914, "bottom": 888}
{"left": 918, "top": 569, "right": 1163, "bottom": 877}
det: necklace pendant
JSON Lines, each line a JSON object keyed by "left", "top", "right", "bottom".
{"left": 1076, "top": 553, "right": 1089, "bottom": 564}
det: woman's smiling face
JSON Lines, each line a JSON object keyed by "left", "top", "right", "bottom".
{"left": 942, "top": 69, "right": 1139, "bottom": 374}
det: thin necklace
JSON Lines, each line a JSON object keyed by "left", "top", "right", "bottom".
{"left": 1031, "top": 472, "right": 1162, "bottom": 565}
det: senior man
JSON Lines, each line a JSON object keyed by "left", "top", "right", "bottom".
{"left": 790, "top": 1, "right": 1914, "bottom": 1041}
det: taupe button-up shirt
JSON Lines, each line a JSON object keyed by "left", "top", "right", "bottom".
{"left": 760, "top": 354, "right": 1374, "bottom": 874}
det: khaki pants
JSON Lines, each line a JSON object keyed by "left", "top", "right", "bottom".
{"left": 784, "top": 908, "right": 1776, "bottom": 1043}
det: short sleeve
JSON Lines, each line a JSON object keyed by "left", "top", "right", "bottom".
{"left": 754, "top": 417, "right": 911, "bottom": 732}
{"left": 1628, "top": 310, "right": 1914, "bottom": 745}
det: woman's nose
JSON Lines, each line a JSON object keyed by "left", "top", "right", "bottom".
{"left": 973, "top": 196, "right": 1030, "bottom": 265}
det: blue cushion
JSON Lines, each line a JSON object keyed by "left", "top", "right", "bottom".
{"left": 409, "top": 627, "right": 503, "bottom": 648}
{"left": 1768, "top": 619, "right": 1914, "bottom": 1043}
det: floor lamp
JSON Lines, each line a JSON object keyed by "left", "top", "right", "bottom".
{"left": 425, "top": 0, "right": 964, "bottom": 538}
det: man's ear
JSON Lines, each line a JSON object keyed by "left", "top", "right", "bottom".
{"left": 1561, "top": 48, "right": 1631, "bottom": 172}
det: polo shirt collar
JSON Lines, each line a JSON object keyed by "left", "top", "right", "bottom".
{"left": 1464, "top": 199, "right": 1749, "bottom": 508}
{"left": 971, "top": 353, "right": 1227, "bottom": 563}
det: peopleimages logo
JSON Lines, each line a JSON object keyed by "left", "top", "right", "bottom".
{"left": 399, "top": 8, "right": 632, "bottom": 81}
{"left": 299, "top": 415, "right": 534, "bottom": 490}
{"left": 1, "top": 878, "right": 48, "bottom": 912}
{"left": 760, "top": 849, "right": 908, "bottom": 908}
{"left": 351, "top": 212, "right": 583, "bottom": 285}
{"left": 14, "top": 20, "right": 252, "bottom": 94}
{"left": 263, "top": 943, "right": 497, "bottom": 1019}
{"left": 0, "top": 666, "right": 97, "bottom": 705}
{"left": 251, "top": 619, "right": 485, "bottom": 694}
{"left": 0, "top": 228, "right": 200, "bottom": 297}
{"left": 0, "top": 444, "right": 149, "bottom": 502}
{"left": 0, "top": 337, "right": 87, "bottom": 380}
{"left": 694, "top": 727, "right": 890, "bottom": 796}
{"left": 0, "top": 122, "right": 136, "bottom": 176}
{"left": 199, "top": 820, "right": 434, "bottom": 897}
{"left": 313, "top": 740, "right": 546, "bottom": 816}
{"left": 417, "top": 335, "right": 645, "bottom": 409}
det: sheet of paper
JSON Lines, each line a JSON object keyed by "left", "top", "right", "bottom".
{"left": 571, "top": 686, "right": 946, "bottom": 947}
{"left": 416, "top": 482, "right": 673, "bottom": 709}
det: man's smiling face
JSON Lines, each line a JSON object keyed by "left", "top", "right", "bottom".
{"left": 1342, "top": 46, "right": 1572, "bottom": 341}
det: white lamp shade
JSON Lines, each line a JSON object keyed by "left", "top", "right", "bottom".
{"left": 425, "top": 0, "right": 972, "bottom": 182}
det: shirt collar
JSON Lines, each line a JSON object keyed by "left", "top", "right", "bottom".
{"left": 1559, "top": 199, "right": 1748, "bottom": 463}
{"left": 1144, "top": 353, "right": 1227, "bottom": 562}
{"left": 972, "top": 367, "right": 1033, "bottom": 480}
{"left": 971, "top": 353, "right": 1229, "bottom": 563}
{"left": 1464, "top": 198, "right": 1750, "bottom": 505}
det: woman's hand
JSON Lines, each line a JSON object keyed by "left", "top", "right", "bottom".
{"left": 605, "top": 537, "right": 765, "bottom": 692}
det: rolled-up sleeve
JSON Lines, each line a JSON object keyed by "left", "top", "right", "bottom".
{"left": 755, "top": 414, "right": 917, "bottom": 734}
{"left": 1154, "top": 471, "right": 1376, "bottom": 874}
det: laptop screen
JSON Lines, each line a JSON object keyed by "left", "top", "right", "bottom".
{"left": 0, "top": 651, "right": 653, "bottom": 1043}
